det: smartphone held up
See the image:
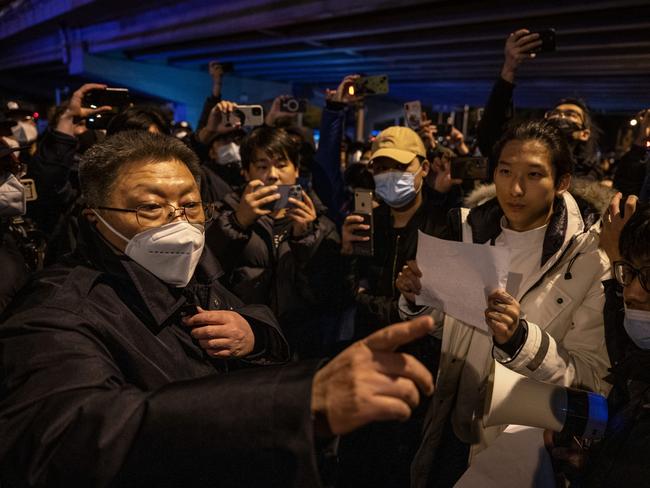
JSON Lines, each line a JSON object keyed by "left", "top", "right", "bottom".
{"left": 347, "top": 75, "right": 389, "bottom": 97}
{"left": 259, "top": 184, "right": 303, "bottom": 212}
{"left": 351, "top": 189, "right": 374, "bottom": 257}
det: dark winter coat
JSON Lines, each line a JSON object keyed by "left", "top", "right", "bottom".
{"left": 206, "top": 190, "right": 347, "bottom": 357}
{"left": 0, "top": 220, "right": 330, "bottom": 488}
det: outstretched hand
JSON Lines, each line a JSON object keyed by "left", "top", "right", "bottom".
{"left": 311, "top": 316, "right": 435, "bottom": 436}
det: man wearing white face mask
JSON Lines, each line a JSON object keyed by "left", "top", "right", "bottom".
{"left": 0, "top": 129, "right": 443, "bottom": 487}
{"left": 0, "top": 136, "right": 30, "bottom": 314}
{"left": 5, "top": 100, "right": 39, "bottom": 148}
{"left": 195, "top": 99, "right": 247, "bottom": 201}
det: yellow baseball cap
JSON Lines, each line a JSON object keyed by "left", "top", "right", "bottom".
{"left": 371, "top": 126, "right": 426, "bottom": 165}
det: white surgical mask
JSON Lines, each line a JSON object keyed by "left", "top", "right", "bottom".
{"left": 11, "top": 121, "right": 38, "bottom": 145}
{"left": 93, "top": 211, "right": 205, "bottom": 287}
{"left": 216, "top": 142, "right": 241, "bottom": 166}
{"left": 0, "top": 172, "right": 26, "bottom": 216}
{"left": 623, "top": 306, "right": 650, "bottom": 350}
{"left": 373, "top": 167, "right": 422, "bottom": 208}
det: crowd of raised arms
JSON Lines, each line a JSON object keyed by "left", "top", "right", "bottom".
{"left": 0, "top": 28, "right": 649, "bottom": 488}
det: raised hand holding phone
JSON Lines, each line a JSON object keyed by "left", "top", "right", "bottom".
{"left": 234, "top": 180, "right": 280, "bottom": 228}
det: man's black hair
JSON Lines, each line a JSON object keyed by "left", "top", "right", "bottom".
{"left": 620, "top": 203, "right": 650, "bottom": 263}
{"left": 80, "top": 130, "right": 201, "bottom": 207}
{"left": 240, "top": 126, "right": 300, "bottom": 170}
{"left": 107, "top": 106, "right": 170, "bottom": 136}
{"left": 493, "top": 119, "right": 575, "bottom": 185}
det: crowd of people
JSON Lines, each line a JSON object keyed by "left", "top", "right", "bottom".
{"left": 0, "top": 28, "right": 649, "bottom": 487}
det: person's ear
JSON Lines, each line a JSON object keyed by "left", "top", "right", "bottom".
{"left": 421, "top": 159, "right": 430, "bottom": 178}
{"left": 208, "top": 143, "right": 219, "bottom": 161}
{"left": 576, "top": 128, "right": 591, "bottom": 142}
{"left": 555, "top": 174, "right": 571, "bottom": 195}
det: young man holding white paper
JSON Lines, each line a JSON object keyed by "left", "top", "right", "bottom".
{"left": 396, "top": 119, "right": 612, "bottom": 487}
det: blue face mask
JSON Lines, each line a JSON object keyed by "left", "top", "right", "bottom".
{"left": 373, "top": 167, "right": 422, "bottom": 208}
{"left": 624, "top": 306, "right": 650, "bottom": 349}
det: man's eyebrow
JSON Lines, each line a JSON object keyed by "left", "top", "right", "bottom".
{"left": 496, "top": 161, "right": 511, "bottom": 166}
{"left": 130, "top": 182, "right": 197, "bottom": 196}
{"left": 526, "top": 163, "right": 548, "bottom": 170}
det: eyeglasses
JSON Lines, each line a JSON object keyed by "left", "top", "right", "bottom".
{"left": 96, "top": 201, "right": 216, "bottom": 227}
{"left": 613, "top": 260, "right": 650, "bottom": 293}
{"left": 545, "top": 109, "right": 584, "bottom": 125}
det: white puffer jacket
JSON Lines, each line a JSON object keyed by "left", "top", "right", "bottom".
{"left": 404, "top": 190, "right": 611, "bottom": 481}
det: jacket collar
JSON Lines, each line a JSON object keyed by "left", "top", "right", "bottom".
{"left": 73, "top": 219, "right": 223, "bottom": 330}
{"left": 466, "top": 192, "right": 585, "bottom": 266}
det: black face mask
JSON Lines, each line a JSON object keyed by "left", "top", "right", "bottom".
{"left": 548, "top": 118, "right": 584, "bottom": 140}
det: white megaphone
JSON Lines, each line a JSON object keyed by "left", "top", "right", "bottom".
{"left": 483, "top": 360, "right": 608, "bottom": 440}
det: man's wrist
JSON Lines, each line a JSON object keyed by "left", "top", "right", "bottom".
{"left": 500, "top": 68, "right": 515, "bottom": 84}
{"left": 494, "top": 319, "right": 528, "bottom": 357}
{"left": 232, "top": 211, "right": 253, "bottom": 230}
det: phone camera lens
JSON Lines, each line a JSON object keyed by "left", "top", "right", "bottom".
{"left": 252, "top": 107, "right": 261, "bottom": 116}
{"left": 285, "top": 99, "right": 298, "bottom": 112}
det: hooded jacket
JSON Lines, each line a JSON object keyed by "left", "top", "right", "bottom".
{"left": 406, "top": 186, "right": 612, "bottom": 487}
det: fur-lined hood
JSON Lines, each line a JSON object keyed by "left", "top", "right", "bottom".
{"left": 463, "top": 177, "right": 616, "bottom": 215}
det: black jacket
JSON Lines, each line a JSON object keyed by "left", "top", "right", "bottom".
{"left": 579, "top": 279, "right": 650, "bottom": 487}
{"left": 0, "top": 223, "right": 28, "bottom": 315}
{"left": 0, "top": 221, "right": 331, "bottom": 488}
{"left": 206, "top": 190, "right": 346, "bottom": 358}
{"left": 26, "top": 128, "right": 82, "bottom": 263}
{"left": 613, "top": 144, "right": 650, "bottom": 199}
{"left": 338, "top": 191, "right": 452, "bottom": 488}
{"left": 350, "top": 190, "right": 458, "bottom": 337}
